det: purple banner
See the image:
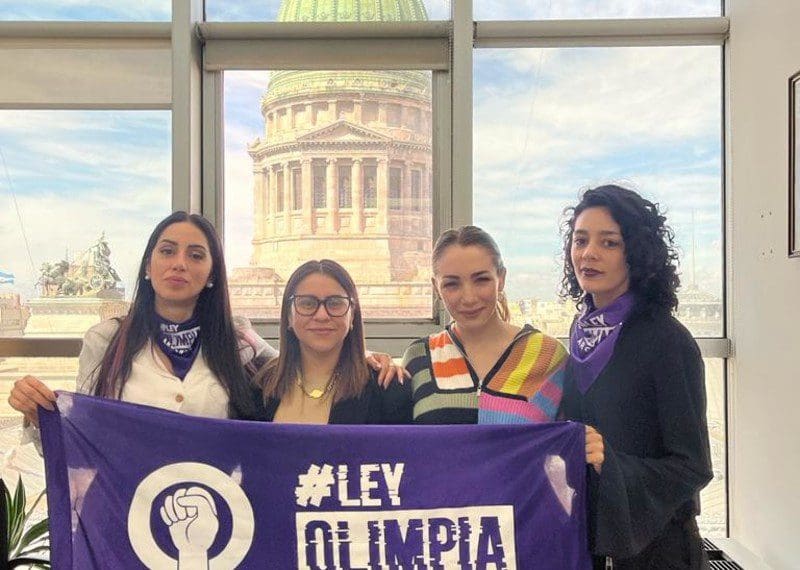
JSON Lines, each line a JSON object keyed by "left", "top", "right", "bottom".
{"left": 40, "top": 392, "right": 591, "bottom": 569}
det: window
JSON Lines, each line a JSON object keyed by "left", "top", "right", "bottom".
{"left": 276, "top": 169, "right": 285, "bottom": 212}
{"left": 313, "top": 161, "right": 327, "bottom": 208}
{"left": 292, "top": 167, "right": 302, "bottom": 210}
{"left": 338, "top": 164, "right": 352, "bottom": 208}
{"left": 389, "top": 167, "right": 403, "bottom": 210}
{"left": 471, "top": 17, "right": 727, "bottom": 537}
{"left": 221, "top": 68, "right": 437, "bottom": 319}
{"left": 474, "top": 46, "right": 723, "bottom": 338}
{"left": 363, "top": 164, "right": 378, "bottom": 208}
{"left": 0, "top": 110, "right": 171, "bottom": 339}
{"left": 0, "top": 0, "right": 731, "bottom": 540}
{"left": 411, "top": 169, "right": 422, "bottom": 211}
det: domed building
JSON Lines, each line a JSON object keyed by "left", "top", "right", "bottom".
{"left": 231, "top": 0, "right": 434, "bottom": 318}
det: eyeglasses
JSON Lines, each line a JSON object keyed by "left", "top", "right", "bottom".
{"left": 290, "top": 294, "right": 353, "bottom": 317}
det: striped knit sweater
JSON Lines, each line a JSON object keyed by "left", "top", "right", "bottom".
{"left": 402, "top": 324, "right": 568, "bottom": 424}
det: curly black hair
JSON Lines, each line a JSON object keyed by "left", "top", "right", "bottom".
{"left": 560, "top": 184, "right": 681, "bottom": 314}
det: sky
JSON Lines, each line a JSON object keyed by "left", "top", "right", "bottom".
{"left": 0, "top": 111, "right": 171, "bottom": 300}
{"left": 1, "top": 0, "right": 723, "bottom": 323}
{"left": 0, "top": 0, "right": 721, "bottom": 21}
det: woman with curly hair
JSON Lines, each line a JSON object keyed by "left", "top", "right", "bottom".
{"left": 559, "top": 185, "right": 713, "bottom": 569}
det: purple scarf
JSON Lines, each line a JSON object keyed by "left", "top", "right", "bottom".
{"left": 569, "top": 292, "right": 635, "bottom": 394}
{"left": 155, "top": 313, "right": 201, "bottom": 380}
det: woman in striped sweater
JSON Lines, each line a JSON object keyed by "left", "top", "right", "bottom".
{"left": 401, "top": 225, "right": 567, "bottom": 425}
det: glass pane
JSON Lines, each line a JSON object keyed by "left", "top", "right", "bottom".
{"left": 1, "top": 357, "right": 79, "bottom": 522}
{"left": 699, "top": 357, "right": 726, "bottom": 537}
{"left": 474, "top": 46, "right": 723, "bottom": 337}
{"left": 0, "top": 1, "right": 170, "bottom": 21}
{"left": 207, "top": 0, "right": 451, "bottom": 22}
{"left": 474, "top": 1, "right": 721, "bottom": 20}
{"left": 0, "top": 110, "right": 172, "bottom": 337}
{"left": 224, "top": 70, "right": 434, "bottom": 319}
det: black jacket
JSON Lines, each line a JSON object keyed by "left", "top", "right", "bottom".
{"left": 560, "top": 308, "right": 713, "bottom": 562}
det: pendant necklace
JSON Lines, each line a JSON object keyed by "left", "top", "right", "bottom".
{"left": 296, "top": 369, "right": 337, "bottom": 400}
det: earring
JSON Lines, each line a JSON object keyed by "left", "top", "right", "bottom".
{"left": 144, "top": 274, "right": 151, "bottom": 281}
{"left": 206, "top": 281, "right": 214, "bottom": 288}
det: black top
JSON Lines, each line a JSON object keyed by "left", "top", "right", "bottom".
{"left": 559, "top": 308, "right": 713, "bottom": 560}
{"left": 247, "top": 369, "right": 413, "bottom": 425}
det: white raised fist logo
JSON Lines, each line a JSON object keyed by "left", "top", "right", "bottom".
{"left": 160, "top": 486, "right": 220, "bottom": 568}
{"left": 128, "top": 462, "right": 254, "bottom": 569}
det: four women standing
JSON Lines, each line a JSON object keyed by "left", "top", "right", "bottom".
{"left": 9, "top": 186, "right": 713, "bottom": 567}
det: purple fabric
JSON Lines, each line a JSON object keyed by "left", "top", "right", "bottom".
{"left": 155, "top": 312, "right": 200, "bottom": 380}
{"left": 569, "top": 292, "right": 635, "bottom": 394}
{"left": 40, "top": 393, "right": 591, "bottom": 569}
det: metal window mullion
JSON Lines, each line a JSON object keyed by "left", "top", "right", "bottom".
{"left": 475, "top": 17, "right": 729, "bottom": 48}
{"left": 172, "top": 0, "right": 204, "bottom": 213}
{"left": 202, "top": 69, "right": 224, "bottom": 230}
{"left": 451, "top": 0, "right": 472, "bottom": 227}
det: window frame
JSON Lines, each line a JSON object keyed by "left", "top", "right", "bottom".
{"left": 0, "top": 0, "right": 733, "bottom": 538}
{"left": 199, "top": 19, "right": 453, "bottom": 347}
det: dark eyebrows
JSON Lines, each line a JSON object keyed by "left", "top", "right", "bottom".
{"left": 572, "top": 229, "right": 621, "bottom": 236}
{"left": 157, "top": 239, "right": 208, "bottom": 251}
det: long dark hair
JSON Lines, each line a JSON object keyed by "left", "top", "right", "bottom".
{"left": 432, "top": 225, "right": 511, "bottom": 322}
{"left": 92, "top": 211, "right": 256, "bottom": 418}
{"left": 560, "top": 184, "right": 680, "bottom": 314}
{"left": 256, "top": 259, "right": 370, "bottom": 402}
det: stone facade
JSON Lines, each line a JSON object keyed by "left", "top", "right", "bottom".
{"left": 231, "top": 0, "right": 434, "bottom": 319}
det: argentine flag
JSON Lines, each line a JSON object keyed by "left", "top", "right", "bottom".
{"left": 0, "top": 270, "right": 14, "bottom": 284}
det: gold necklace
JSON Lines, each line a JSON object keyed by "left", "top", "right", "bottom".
{"left": 296, "top": 370, "right": 337, "bottom": 400}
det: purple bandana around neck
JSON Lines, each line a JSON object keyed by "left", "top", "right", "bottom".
{"left": 155, "top": 313, "right": 201, "bottom": 380}
{"left": 569, "top": 292, "right": 635, "bottom": 394}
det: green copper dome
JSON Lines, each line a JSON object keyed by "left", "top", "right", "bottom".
{"left": 264, "top": 0, "right": 432, "bottom": 108}
{"left": 278, "top": 0, "right": 429, "bottom": 23}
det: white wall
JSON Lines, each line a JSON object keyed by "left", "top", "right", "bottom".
{"left": 727, "top": 1, "right": 800, "bottom": 568}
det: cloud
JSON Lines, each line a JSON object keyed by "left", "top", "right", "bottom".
{"left": 472, "top": 46, "right": 722, "bottom": 300}
{"left": 474, "top": 0, "right": 719, "bottom": 20}
{"left": 0, "top": 111, "right": 171, "bottom": 302}
{"left": 1, "top": 0, "right": 170, "bottom": 20}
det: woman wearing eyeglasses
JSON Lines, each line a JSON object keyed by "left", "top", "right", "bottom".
{"left": 251, "top": 259, "right": 412, "bottom": 424}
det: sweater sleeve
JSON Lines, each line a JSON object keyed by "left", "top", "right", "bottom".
{"left": 528, "top": 334, "right": 568, "bottom": 419}
{"left": 591, "top": 325, "right": 713, "bottom": 558}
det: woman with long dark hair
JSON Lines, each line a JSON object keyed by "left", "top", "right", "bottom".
{"left": 559, "top": 185, "right": 713, "bottom": 568}
{"left": 252, "top": 259, "right": 411, "bottom": 424}
{"left": 10, "top": 211, "right": 260, "bottom": 427}
{"left": 403, "top": 225, "right": 568, "bottom": 425}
